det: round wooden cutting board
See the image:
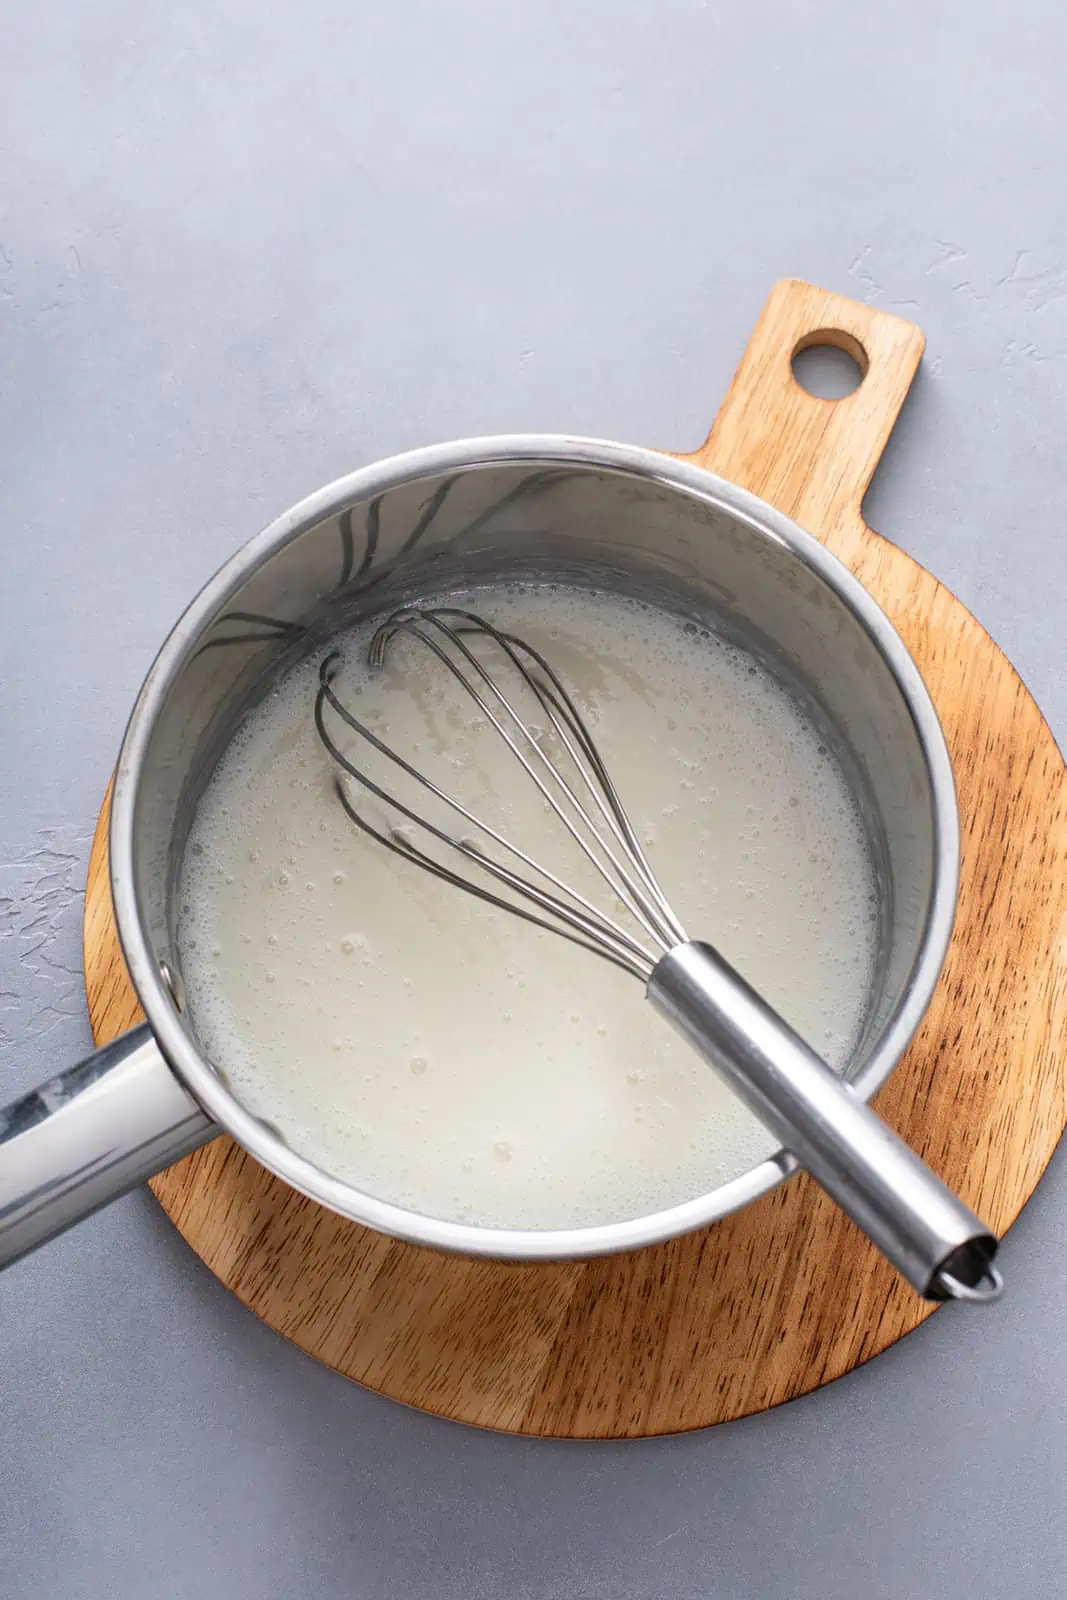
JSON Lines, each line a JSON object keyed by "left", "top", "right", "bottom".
{"left": 83, "top": 280, "right": 1067, "bottom": 1436}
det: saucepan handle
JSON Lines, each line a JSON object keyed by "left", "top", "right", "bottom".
{"left": 0, "top": 1024, "right": 216, "bottom": 1270}
{"left": 648, "top": 941, "right": 1003, "bottom": 1302}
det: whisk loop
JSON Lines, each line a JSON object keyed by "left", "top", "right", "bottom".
{"left": 313, "top": 606, "right": 686, "bottom": 980}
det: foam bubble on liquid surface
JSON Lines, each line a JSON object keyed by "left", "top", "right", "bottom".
{"left": 179, "top": 585, "right": 879, "bottom": 1230}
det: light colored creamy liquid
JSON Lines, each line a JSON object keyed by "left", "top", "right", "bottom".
{"left": 179, "top": 585, "right": 879, "bottom": 1229}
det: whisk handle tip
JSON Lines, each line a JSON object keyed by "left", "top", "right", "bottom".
{"left": 647, "top": 940, "right": 1001, "bottom": 1303}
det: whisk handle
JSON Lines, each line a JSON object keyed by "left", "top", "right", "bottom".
{"left": 648, "top": 941, "right": 1002, "bottom": 1302}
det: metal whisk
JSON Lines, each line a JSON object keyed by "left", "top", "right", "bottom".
{"left": 314, "top": 604, "right": 1003, "bottom": 1303}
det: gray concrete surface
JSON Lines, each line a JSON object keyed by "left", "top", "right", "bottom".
{"left": 3, "top": 2, "right": 1066, "bottom": 1596}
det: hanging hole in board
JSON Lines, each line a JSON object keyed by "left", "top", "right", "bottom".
{"left": 791, "top": 329, "right": 868, "bottom": 400}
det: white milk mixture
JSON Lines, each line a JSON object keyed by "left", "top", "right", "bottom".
{"left": 179, "top": 585, "right": 879, "bottom": 1228}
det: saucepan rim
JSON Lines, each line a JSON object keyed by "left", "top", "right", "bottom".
{"left": 109, "top": 434, "right": 959, "bottom": 1259}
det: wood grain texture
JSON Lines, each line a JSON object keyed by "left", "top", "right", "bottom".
{"left": 82, "top": 279, "right": 1067, "bottom": 1436}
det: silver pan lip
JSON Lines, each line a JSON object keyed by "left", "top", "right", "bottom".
{"left": 110, "top": 434, "right": 959, "bottom": 1260}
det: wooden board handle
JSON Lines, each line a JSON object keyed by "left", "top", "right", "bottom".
{"left": 683, "top": 279, "right": 925, "bottom": 559}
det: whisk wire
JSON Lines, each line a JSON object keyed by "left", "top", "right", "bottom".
{"left": 331, "top": 776, "right": 651, "bottom": 979}
{"left": 314, "top": 650, "right": 658, "bottom": 976}
{"left": 473, "top": 623, "right": 688, "bottom": 948}
{"left": 314, "top": 605, "right": 690, "bottom": 979}
{"left": 369, "top": 612, "right": 671, "bottom": 946}
{"left": 369, "top": 609, "right": 685, "bottom": 949}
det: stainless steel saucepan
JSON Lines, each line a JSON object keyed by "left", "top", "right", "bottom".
{"left": 0, "top": 438, "right": 966, "bottom": 1279}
